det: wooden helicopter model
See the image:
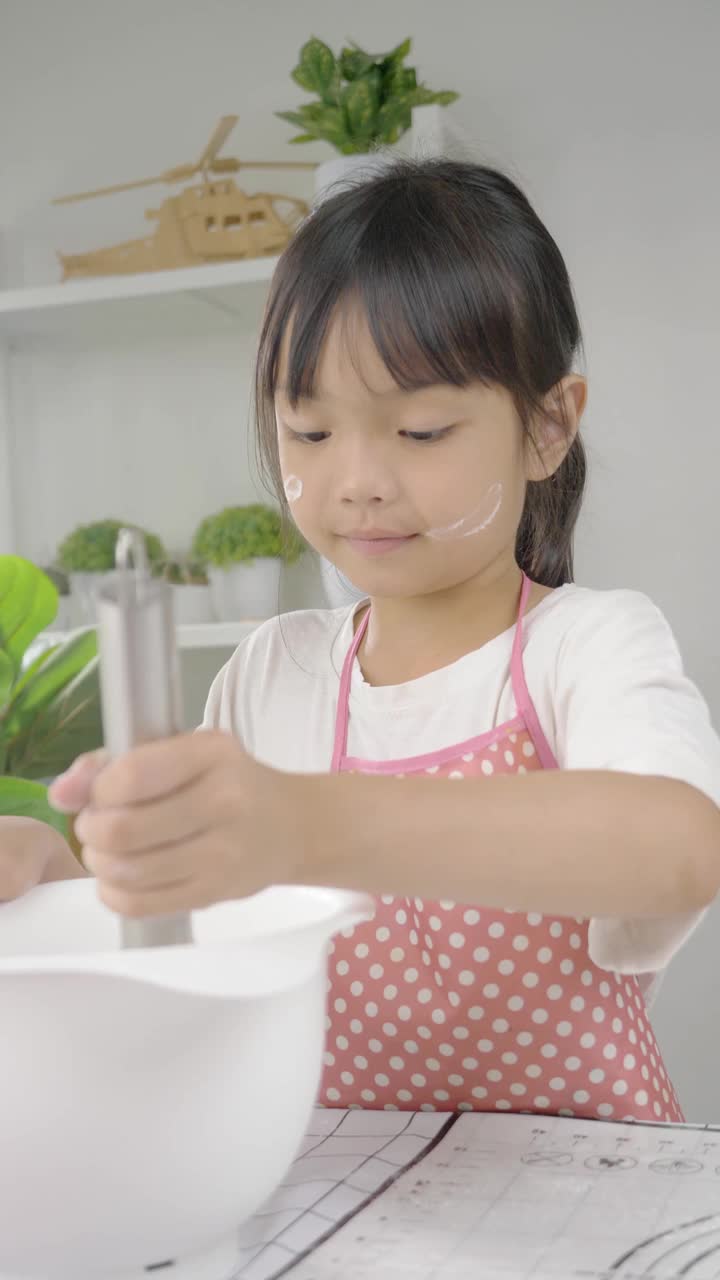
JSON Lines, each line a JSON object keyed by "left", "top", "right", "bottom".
{"left": 53, "top": 116, "right": 315, "bottom": 280}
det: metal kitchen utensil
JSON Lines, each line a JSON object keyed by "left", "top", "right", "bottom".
{"left": 96, "top": 527, "right": 193, "bottom": 948}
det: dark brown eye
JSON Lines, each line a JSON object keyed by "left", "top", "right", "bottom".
{"left": 293, "top": 431, "right": 329, "bottom": 444}
{"left": 401, "top": 427, "right": 453, "bottom": 444}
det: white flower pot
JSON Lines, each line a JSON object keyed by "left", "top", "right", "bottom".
{"left": 68, "top": 571, "right": 114, "bottom": 627}
{"left": 208, "top": 559, "right": 282, "bottom": 621}
{"left": 44, "top": 596, "right": 74, "bottom": 634}
{"left": 319, "top": 557, "right": 367, "bottom": 609}
{"left": 314, "top": 150, "right": 396, "bottom": 203}
{"left": 170, "top": 583, "right": 214, "bottom": 625}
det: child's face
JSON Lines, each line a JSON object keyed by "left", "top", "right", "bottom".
{"left": 275, "top": 308, "right": 532, "bottom": 601}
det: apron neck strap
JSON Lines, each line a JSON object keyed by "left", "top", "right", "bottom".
{"left": 331, "top": 573, "right": 531, "bottom": 772}
{"left": 331, "top": 604, "right": 369, "bottom": 771}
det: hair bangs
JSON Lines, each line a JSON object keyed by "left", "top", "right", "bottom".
{"left": 354, "top": 236, "right": 515, "bottom": 394}
{"left": 260, "top": 171, "right": 522, "bottom": 405}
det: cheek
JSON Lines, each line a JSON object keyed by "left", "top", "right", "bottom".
{"left": 425, "top": 482, "right": 503, "bottom": 541}
{"left": 464, "top": 426, "right": 526, "bottom": 507}
{"left": 279, "top": 446, "right": 327, "bottom": 510}
{"left": 283, "top": 475, "right": 303, "bottom": 503}
{"left": 277, "top": 460, "right": 325, "bottom": 545}
{"left": 415, "top": 444, "right": 501, "bottom": 519}
{"left": 415, "top": 430, "right": 526, "bottom": 546}
{"left": 278, "top": 438, "right": 305, "bottom": 505}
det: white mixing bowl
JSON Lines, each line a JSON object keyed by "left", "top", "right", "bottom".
{"left": 0, "top": 878, "right": 373, "bottom": 1279}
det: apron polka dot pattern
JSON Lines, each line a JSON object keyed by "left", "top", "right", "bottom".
{"left": 320, "top": 575, "right": 684, "bottom": 1123}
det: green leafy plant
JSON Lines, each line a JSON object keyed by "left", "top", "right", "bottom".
{"left": 277, "top": 36, "right": 458, "bottom": 154}
{"left": 0, "top": 556, "right": 103, "bottom": 838}
{"left": 191, "top": 505, "right": 304, "bottom": 568}
{"left": 57, "top": 519, "right": 166, "bottom": 574}
{"left": 160, "top": 558, "right": 209, "bottom": 586}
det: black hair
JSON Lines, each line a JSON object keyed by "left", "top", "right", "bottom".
{"left": 255, "top": 157, "right": 586, "bottom": 588}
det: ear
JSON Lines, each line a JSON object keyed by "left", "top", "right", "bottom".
{"left": 525, "top": 374, "right": 588, "bottom": 482}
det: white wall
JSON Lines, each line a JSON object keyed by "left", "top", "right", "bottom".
{"left": 9, "top": 331, "right": 260, "bottom": 562}
{"left": 2, "top": 0, "right": 719, "bottom": 1117}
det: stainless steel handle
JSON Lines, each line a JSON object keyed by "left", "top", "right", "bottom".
{"left": 96, "top": 529, "right": 193, "bottom": 948}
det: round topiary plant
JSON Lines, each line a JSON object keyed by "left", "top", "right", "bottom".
{"left": 57, "top": 520, "right": 166, "bottom": 574}
{"left": 191, "top": 505, "right": 304, "bottom": 567}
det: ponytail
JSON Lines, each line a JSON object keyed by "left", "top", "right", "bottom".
{"left": 515, "top": 434, "right": 587, "bottom": 588}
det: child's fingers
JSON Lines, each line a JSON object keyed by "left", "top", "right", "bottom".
{"left": 74, "top": 767, "right": 214, "bottom": 855}
{"left": 48, "top": 750, "right": 111, "bottom": 813}
{"left": 89, "top": 730, "right": 236, "bottom": 808}
{"left": 97, "top": 872, "right": 215, "bottom": 919}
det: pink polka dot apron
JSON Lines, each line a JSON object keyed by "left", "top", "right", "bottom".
{"left": 320, "top": 572, "right": 683, "bottom": 1123}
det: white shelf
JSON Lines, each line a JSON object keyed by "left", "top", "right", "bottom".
{"left": 175, "top": 618, "right": 265, "bottom": 649}
{"left": 36, "top": 618, "right": 264, "bottom": 652}
{"left": 0, "top": 256, "right": 279, "bottom": 339}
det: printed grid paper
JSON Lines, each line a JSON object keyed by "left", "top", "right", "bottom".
{"left": 285, "top": 1111, "right": 720, "bottom": 1280}
{"left": 231, "top": 1108, "right": 450, "bottom": 1279}
{"left": 87, "top": 1110, "right": 720, "bottom": 1280}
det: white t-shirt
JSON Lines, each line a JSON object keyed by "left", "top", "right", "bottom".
{"left": 201, "top": 583, "right": 720, "bottom": 987}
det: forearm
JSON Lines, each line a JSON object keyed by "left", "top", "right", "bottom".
{"left": 301, "top": 769, "right": 720, "bottom": 918}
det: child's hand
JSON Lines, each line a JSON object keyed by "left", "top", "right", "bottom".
{"left": 48, "top": 732, "right": 303, "bottom": 917}
{"left": 0, "top": 816, "right": 84, "bottom": 901}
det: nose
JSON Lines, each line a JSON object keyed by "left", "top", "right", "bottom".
{"left": 336, "top": 437, "right": 401, "bottom": 506}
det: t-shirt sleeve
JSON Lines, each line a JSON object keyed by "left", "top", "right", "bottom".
{"left": 198, "top": 659, "right": 234, "bottom": 733}
{"left": 551, "top": 589, "right": 720, "bottom": 976}
{"left": 196, "top": 636, "right": 255, "bottom": 739}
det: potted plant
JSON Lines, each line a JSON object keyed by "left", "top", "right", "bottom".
{"left": 0, "top": 555, "right": 103, "bottom": 859}
{"left": 191, "top": 505, "right": 304, "bottom": 621}
{"left": 56, "top": 519, "right": 166, "bottom": 626}
{"left": 277, "top": 36, "right": 458, "bottom": 197}
{"left": 160, "top": 557, "right": 214, "bottom": 625}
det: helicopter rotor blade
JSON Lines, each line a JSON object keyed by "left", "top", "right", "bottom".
{"left": 51, "top": 117, "right": 316, "bottom": 205}
{"left": 52, "top": 175, "right": 166, "bottom": 204}
{"left": 210, "top": 158, "right": 317, "bottom": 171}
{"left": 196, "top": 115, "right": 239, "bottom": 170}
{"left": 52, "top": 162, "right": 202, "bottom": 205}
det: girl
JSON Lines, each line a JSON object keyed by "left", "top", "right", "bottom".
{"left": 38, "top": 158, "right": 720, "bottom": 1123}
